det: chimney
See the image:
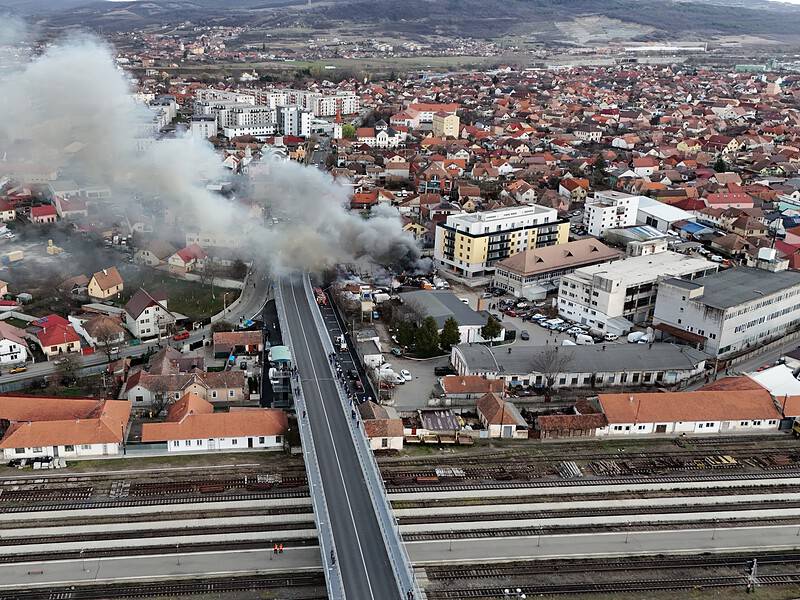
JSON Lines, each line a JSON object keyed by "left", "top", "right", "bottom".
{"left": 103, "top": 269, "right": 107, "bottom": 276}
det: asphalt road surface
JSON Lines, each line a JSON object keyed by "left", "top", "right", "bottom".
{"left": 281, "top": 276, "right": 400, "bottom": 600}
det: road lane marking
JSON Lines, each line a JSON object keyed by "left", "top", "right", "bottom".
{"left": 287, "top": 281, "right": 376, "bottom": 600}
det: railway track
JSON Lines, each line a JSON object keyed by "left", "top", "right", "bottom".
{"left": 0, "top": 521, "right": 316, "bottom": 546}
{"left": 0, "top": 573, "right": 326, "bottom": 600}
{"left": 424, "top": 552, "right": 800, "bottom": 579}
{"left": 402, "top": 515, "right": 800, "bottom": 541}
{"left": 0, "top": 488, "right": 310, "bottom": 513}
{"left": 425, "top": 573, "right": 800, "bottom": 598}
{"left": 398, "top": 498, "right": 800, "bottom": 525}
{"left": 388, "top": 469, "right": 800, "bottom": 493}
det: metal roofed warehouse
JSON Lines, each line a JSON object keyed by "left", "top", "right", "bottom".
{"left": 451, "top": 343, "right": 709, "bottom": 390}
{"left": 399, "top": 289, "right": 504, "bottom": 343}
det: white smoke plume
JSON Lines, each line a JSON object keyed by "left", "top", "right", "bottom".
{"left": 0, "top": 34, "right": 420, "bottom": 274}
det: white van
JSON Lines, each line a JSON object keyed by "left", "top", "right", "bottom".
{"left": 575, "top": 334, "right": 594, "bottom": 345}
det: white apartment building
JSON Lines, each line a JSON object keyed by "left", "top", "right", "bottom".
{"left": 222, "top": 124, "right": 276, "bottom": 139}
{"left": 558, "top": 250, "right": 717, "bottom": 335}
{"left": 276, "top": 105, "right": 312, "bottom": 137}
{"left": 190, "top": 115, "right": 217, "bottom": 139}
{"left": 653, "top": 264, "right": 800, "bottom": 357}
{"left": 584, "top": 191, "right": 643, "bottom": 237}
{"left": 254, "top": 89, "right": 359, "bottom": 116}
{"left": 434, "top": 205, "right": 569, "bottom": 279}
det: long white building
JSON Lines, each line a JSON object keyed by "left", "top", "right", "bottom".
{"left": 558, "top": 250, "right": 717, "bottom": 335}
{"left": 654, "top": 263, "right": 800, "bottom": 357}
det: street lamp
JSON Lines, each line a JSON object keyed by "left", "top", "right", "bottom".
{"left": 223, "top": 291, "right": 231, "bottom": 313}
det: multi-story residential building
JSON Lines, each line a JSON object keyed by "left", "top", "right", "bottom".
{"left": 254, "top": 89, "right": 359, "bottom": 116}
{"left": 557, "top": 250, "right": 717, "bottom": 334}
{"left": 190, "top": 115, "right": 217, "bottom": 139}
{"left": 124, "top": 288, "right": 176, "bottom": 340}
{"left": 432, "top": 112, "right": 460, "bottom": 138}
{"left": 493, "top": 238, "right": 622, "bottom": 299}
{"left": 434, "top": 205, "right": 569, "bottom": 279}
{"left": 583, "top": 191, "right": 643, "bottom": 237}
{"left": 276, "top": 105, "right": 312, "bottom": 137}
{"left": 653, "top": 261, "right": 800, "bottom": 357}
{"left": 0, "top": 322, "right": 28, "bottom": 365}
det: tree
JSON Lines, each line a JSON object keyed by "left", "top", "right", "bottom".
{"left": 211, "top": 320, "right": 233, "bottom": 333}
{"left": 530, "top": 346, "right": 574, "bottom": 397}
{"left": 481, "top": 315, "right": 502, "bottom": 341}
{"left": 94, "top": 321, "right": 120, "bottom": 362}
{"left": 439, "top": 317, "right": 461, "bottom": 352}
{"left": 415, "top": 317, "right": 441, "bottom": 357}
{"left": 714, "top": 156, "right": 728, "bottom": 173}
{"left": 230, "top": 259, "right": 248, "bottom": 280}
{"left": 342, "top": 124, "right": 356, "bottom": 139}
{"left": 55, "top": 353, "right": 80, "bottom": 385}
{"left": 591, "top": 154, "right": 608, "bottom": 188}
{"left": 396, "top": 320, "right": 416, "bottom": 349}
{"left": 148, "top": 378, "right": 169, "bottom": 418}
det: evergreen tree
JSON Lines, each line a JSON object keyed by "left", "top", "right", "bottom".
{"left": 415, "top": 317, "right": 441, "bottom": 357}
{"left": 713, "top": 156, "right": 727, "bottom": 173}
{"left": 396, "top": 320, "right": 416, "bottom": 349}
{"left": 439, "top": 317, "right": 461, "bottom": 352}
{"left": 481, "top": 315, "right": 503, "bottom": 341}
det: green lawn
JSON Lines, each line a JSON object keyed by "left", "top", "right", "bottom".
{"left": 121, "top": 269, "right": 240, "bottom": 321}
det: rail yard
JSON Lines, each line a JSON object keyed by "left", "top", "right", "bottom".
{"left": 2, "top": 435, "right": 800, "bottom": 598}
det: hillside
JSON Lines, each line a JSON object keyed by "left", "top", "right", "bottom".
{"left": 1, "top": 0, "right": 799, "bottom": 41}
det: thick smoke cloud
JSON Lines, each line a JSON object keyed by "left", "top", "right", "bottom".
{"left": 252, "top": 158, "right": 420, "bottom": 273}
{"left": 0, "top": 34, "right": 420, "bottom": 274}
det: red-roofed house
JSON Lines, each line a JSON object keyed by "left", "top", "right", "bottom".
{"left": 704, "top": 192, "right": 754, "bottom": 210}
{"left": 0, "top": 396, "right": 131, "bottom": 459}
{"left": 0, "top": 200, "right": 16, "bottom": 222}
{"left": 30, "top": 204, "right": 57, "bottom": 224}
{"left": 32, "top": 314, "right": 81, "bottom": 358}
{"left": 141, "top": 393, "right": 287, "bottom": 452}
{"left": 168, "top": 244, "right": 207, "bottom": 273}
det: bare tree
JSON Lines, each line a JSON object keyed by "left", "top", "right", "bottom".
{"left": 55, "top": 353, "right": 81, "bottom": 385}
{"left": 94, "top": 321, "right": 120, "bottom": 362}
{"left": 148, "top": 379, "right": 170, "bottom": 418}
{"left": 530, "top": 346, "right": 574, "bottom": 398}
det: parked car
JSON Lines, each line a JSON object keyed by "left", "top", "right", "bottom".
{"left": 434, "top": 366, "right": 456, "bottom": 376}
{"left": 9, "top": 366, "right": 27, "bottom": 374}
{"left": 400, "top": 369, "right": 412, "bottom": 381}
{"left": 391, "top": 347, "right": 402, "bottom": 356}
{"left": 603, "top": 333, "right": 619, "bottom": 342}
{"left": 392, "top": 373, "right": 405, "bottom": 385}
{"left": 173, "top": 330, "right": 190, "bottom": 341}
{"left": 520, "top": 330, "right": 530, "bottom": 341}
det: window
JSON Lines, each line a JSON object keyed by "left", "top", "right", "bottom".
{"left": 135, "top": 395, "right": 144, "bottom": 403}
{"left": 740, "top": 421, "right": 749, "bottom": 426}
{"left": 64, "top": 445, "right": 74, "bottom": 452}
{"left": 14, "top": 448, "right": 24, "bottom": 454}
{"left": 768, "top": 420, "right": 777, "bottom": 425}
{"left": 637, "top": 425, "right": 646, "bottom": 430}
{"left": 705, "top": 422, "right": 714, "bottom": 427}
{"left": 211, "top": 390, "right": 217, "bottom": 399}
{"left": 381, "top": 438, "right": 389, "bottom": 448}
{"left": 184, "top": 440, "right": 191, "bottom": 446}
{"left": 228, "top": 390, "right": 235, "bottom": 397}
{"left": 196, "top": 440, "right": 202, "bottom": 446}
{"left": 753, "top": 420, "right": 762, "bottom": 426}
{"left": 231, "top": 439, "right": 238, "bottom": 445}
{"left": 259, "top": 437, "right": 265, "bottom": 443}
{"left": 31, "top": 447, "right": 42, "bottom": 452}
{"left": 173, "top": 441, "right": 179, "bottom": 447}
{"left": 174, "top": 392, "right": 180, "bottom": 399}
{"left": 276, "top": 435, "right": 283, "bottom": 444}
{"left": 81, "top": 444, "right": 91, "bottom": 450}
{"left": 613, "top": 425, "right": 623, "bottom": 431}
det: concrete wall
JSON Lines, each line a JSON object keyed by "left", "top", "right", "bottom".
{"left": 166, "top": 435, "right": 283, "bottom": 452}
